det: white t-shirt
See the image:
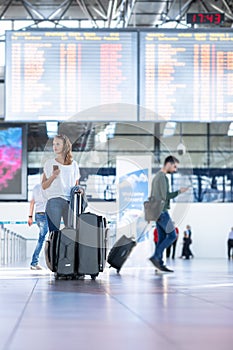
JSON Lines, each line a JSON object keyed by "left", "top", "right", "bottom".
{"left": 43, "top": 159, "right": 80, "bottom": 201}
{"left": 31, "top": 184, "right": 47, "bottom": 213}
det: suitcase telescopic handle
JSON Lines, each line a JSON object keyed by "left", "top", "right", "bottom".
{"left": 73, "top": 191, "right": 82, "bottom": 228}
{"left": 78, "top": 191, "right": 82, "bottom": 215}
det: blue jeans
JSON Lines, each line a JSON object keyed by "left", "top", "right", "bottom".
{"left": 31, "top": 213, "right": 49, "bottom": 266}
{"left": 46, "top": 197, "right": 69, "bottom": 232}
{"left": 152, "top": 211, "right": 177, "bottom": 266}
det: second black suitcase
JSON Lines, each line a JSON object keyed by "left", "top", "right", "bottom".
{"left": 107, "top": 235, "right": 137, "bottom": 273}
{"left": 107, "top": 223, "right": 149, "bottom": 273}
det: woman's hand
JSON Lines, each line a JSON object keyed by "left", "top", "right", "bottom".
{"left": 42, "top": 171, "right": 59, "bottom": 190}
{"left": 52, "top": 168, "right": 60, "bottom": 178}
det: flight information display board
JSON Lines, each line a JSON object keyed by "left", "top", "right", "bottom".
{"left": 140, "top": 30, "right": 233, "bottom": 121}
{"left": 5, "top": 30, "right": 138, "bottom": 121}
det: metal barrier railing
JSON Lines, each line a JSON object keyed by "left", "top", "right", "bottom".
{"left": 0, "top": 224, "right": 27, "bottom": 266}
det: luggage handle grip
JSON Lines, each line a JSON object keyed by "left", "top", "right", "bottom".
{"left": 73, "top": 191, "right": 82, "bottom": 228}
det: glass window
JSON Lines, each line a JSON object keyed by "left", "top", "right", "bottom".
{"left": 209, "top": 136, "right": 233, "bottom": 151}
{"left": 209, "top": 122, "right": 229, "bottom": 135}
{"left": 160, "top": 136, "right": 207, "bottom": 152}
{"left": 160, "top": 122, "right": 207, "bottom": 135}
{"left": 209, "top": 152, "right": 233, "bottom": 168}
{"left": 109, "top": 135, "right": 154, "bottom": 151}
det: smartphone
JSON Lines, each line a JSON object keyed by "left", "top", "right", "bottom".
{"left": 53, "top": 165, "right": 59, "bottom": 171}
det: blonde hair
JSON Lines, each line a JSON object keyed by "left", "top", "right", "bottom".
{"left": 54, "top": 134, "right": 73, "bottom": 165}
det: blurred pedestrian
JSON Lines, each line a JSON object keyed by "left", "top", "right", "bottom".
{"left": 149, "top": 155, "right": 189, "bottom": 272}
{"left": 28, "top": 184, "right": 48, "bottom": 270}
{"left": 180, "top": 230, "right": 192, "bottom": 259}
{"left": 166, "top": 224, "right": 179, "bottom": 259}
{"left": 227, "top": 227, "right": 233, "bottom": 260}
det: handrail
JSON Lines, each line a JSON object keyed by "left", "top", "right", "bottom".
{"left": 0, "top": 224, "right": 27, "bottom": 266}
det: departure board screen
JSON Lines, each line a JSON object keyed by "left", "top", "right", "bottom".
{"left": 140, "top": 30, "right": 233, "bottom": 122}
{"left": 5, "top": 30, "right": 137, "bottom": 121}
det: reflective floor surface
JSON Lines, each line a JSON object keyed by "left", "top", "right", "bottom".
{"left": 0, "top": 258, "right": 233, "bottom": 350}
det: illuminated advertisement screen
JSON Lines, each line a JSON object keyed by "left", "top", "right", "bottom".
{"left": 5, "top": 30, "right": 138, "bottom": 122}
{"left": 0, "top": 124, "right": 27, "bottom": 200}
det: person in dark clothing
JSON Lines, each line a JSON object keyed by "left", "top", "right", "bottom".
{"left": 185, "top": 225, "right": 192, "bottom": 238}
{"left": 184, "top": 224, "right": 194, "bottom": 258}
{"left": 181, "top": 231, "right": 192, "bottom": 259}
{"left": 227, "top": 227, "right": 233, "bottom": 260}
{"left": 166, "top": 225, "right": 179, "bottom": 259}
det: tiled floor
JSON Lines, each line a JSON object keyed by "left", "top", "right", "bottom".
{"left": 0, "top": 258, "right": 233, "bottom": 350}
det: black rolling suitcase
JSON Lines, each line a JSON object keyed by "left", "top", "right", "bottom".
{"left": 76, "top": 212, "right": 108, "bottom": 280}
{"left": 107, "top": 224, "right": 149, "bottom": 273}
{"left": 45, "top": 188, "right": 84, "bottom": 279}
{"left": 45, "top": 227, "right": 78, "bottom": 279}
{"left": 44, "top": 230, "right": 59, "bottom": 272}
{"left": 107, "top": 235, "right": 136, "bottom": 273}
{"left": 55, "top": 227, "right": 77, "bottom": 279}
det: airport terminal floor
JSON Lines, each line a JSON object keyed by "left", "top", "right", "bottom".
{"left": 0, "top": 258, "right": 233, "bottom": 350}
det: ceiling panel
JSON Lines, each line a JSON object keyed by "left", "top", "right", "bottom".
{"left": 0, "top": 0, "right": 232, "bottom": 27}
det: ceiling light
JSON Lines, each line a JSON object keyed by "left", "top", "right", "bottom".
{"left": 163, "top": 122, "right": 177, "bottom": 137}
{"left": 46, "top": 122, "right": 58, "bottom": 138}
{"left": 227, "top": 122, "right": 233, "bottom": 136}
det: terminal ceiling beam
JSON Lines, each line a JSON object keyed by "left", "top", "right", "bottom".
{"left": 0, "top": 0, "right": 12, "bottom": 19}
{"left": 21, "top": 0, "right": 45, "bottom": 19}
{"left": 159, "top": 0, "right": 194, "bottom": 26}
{"left": 0, "top": 0, "right": 233, "bottom": 27}
{"left": 76, "top": 0, "right": 98, "bottom": 27}
{"left": 199, "top": 0, "right": 210, "bottom": 12}
{"left": 173, "top": 0, "right": 196, "bottom": 22}
{"left": 48, "top": 0, "right": 74, "bottom": 20}
{"left": 222, "top": 0, "right": 233, "bottom": 15}
{"left": 92, "top": 0, "right": 107, "bottom": 20}
{"left": 107, "top": 0, "right": 117, "bottom": 27}
{"left": 208, "top": 0, "right": 233, "bottom": 21}
{"left": 116, "top": 0, "right": 137, "bottom": 28}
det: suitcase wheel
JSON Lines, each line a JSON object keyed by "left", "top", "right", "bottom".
{"left": 117, "top": 269, "right": 121, "bottom": 274}
{"left": 54, "top": 273, "right": 75, "bottom": 280}
{"left": 91, "top": 274, "right": 98, "bottom": 280}
{"left": 76, "top": 274, "right": 85, "bottom": 280}
{"left": 67, "top": 275, "right": 74, "bottom": 280}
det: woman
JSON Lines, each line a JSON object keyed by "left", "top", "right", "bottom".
{"left": 42, "top": 134, "right": 80, "bottom": 232}
{"left": 180, "top": 231, "right": 192, "bottom": 259}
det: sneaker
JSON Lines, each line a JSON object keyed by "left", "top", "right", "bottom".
{"left": 30, "top": 264, "right": 43, "bottom": 270}
{"left": 160, "top": 265, "right": 174, "bottom": 272}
